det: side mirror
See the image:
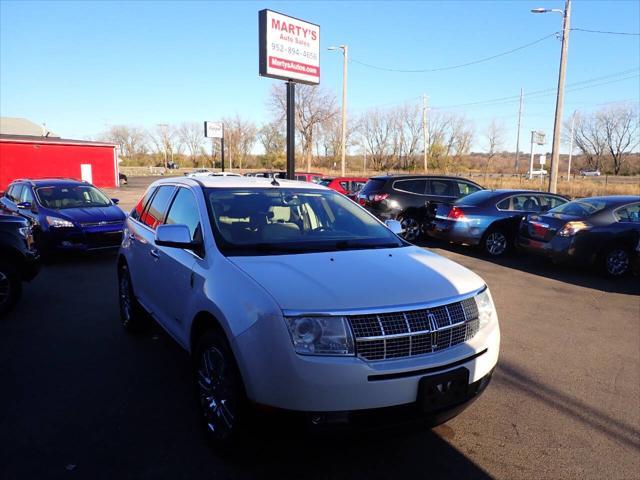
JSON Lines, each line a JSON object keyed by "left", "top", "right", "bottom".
{"left": 155, "top": 224, "right": 200, "bottom": 249}
{"left": 111, "top": 198, "right": 120, "bottom": 205}
{"left": 384, "top": 219, "right": 404, "bottom": 235}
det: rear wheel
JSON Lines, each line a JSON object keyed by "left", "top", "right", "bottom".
{"left": 118, "top": 262, "right": 147, "bottom": 331}
{"left": 603, "top": 247, "right": 630, "bottom": 277}
{"left": 399, "top": 214, "right": 422, "bottom": 242}
{"left": 0, "top": 260, "right": 21, "bottom": 316}
{"left": 482, "top": 229, "right": 509, "bottom": 257}
{"left": 195, "top": 330, "right": 246, "bottom": 447}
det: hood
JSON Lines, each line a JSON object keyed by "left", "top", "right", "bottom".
{"left": 229, "top": 246, "right": 485, "bottom": 312}
{"left": 50, "top": 205, "right": 125, "bottom": 224}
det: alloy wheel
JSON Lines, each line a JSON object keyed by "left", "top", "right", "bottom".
{"left": 119, "top": 269, "right": 132, "bottom": 323}
{"left": 400, "top": 217, "right": 420, "bottom": 242}
{"left": 485, "top": 232, "right": 507, "bottom": 256}
{"left": 606, "top": 249, "right": 629, "bottom": 276}
{"left": 0, "top": 271, "right": 10, "bottom": 307}
{"left": 197, "top": 346, "right": 236, "bottom": 440}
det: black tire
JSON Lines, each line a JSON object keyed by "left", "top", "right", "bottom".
{"left": 118, "top": 262, "right": 147, "bottom": 331}
{"left": 0, "top": 259, "right": 21, "bottom": 316}
{"left": 481, "top": 228, "right": 510, "bottom": 257}
{"left": 398, "top": 214, "right": 422, "bottom": 243}
{"left": 602, "top": 246, "right": 631, "bottom": 277}
{"left": 194, "top": 330, "right": 247, "bottom": 448}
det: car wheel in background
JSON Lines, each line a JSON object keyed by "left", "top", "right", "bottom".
{"left": 603, "top": 247, "right": 630, "bottom": 277}
{"left": 118, "top": 262, "right": 147, "bottom": 331}
{"left": 399, "top": 214, "right": 422, "bottom": 242}
{"left": 482, "top": 229, "right": 509, "bottom": 257}
{"left": 195, "top": 330, "right": 246, "bottom": 448}
{"left": 0, "top": 260, "right": 21, "bottom": 316}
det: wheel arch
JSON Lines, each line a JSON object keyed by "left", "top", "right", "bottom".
{"left": 190, "top": 311, "right": 228, "bottom": 355}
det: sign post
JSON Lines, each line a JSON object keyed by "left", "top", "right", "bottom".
{"left": 204, "top": 121, "right": 224, "bottom": 172}
{"left": 259, "top": 9, "right": 320, "bottom": 179}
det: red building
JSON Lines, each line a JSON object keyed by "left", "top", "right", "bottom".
{"left": 0, "top": 134, "right": 118, "bottom": 191}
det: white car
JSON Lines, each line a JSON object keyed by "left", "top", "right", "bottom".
{"left": 526, "top": 169, "right": 548, "bottom": 177}
{"left": 185, "top": 169, "right": 212, "bottom": 178}
{"left": 209, "top": 172, "right": 242, "bottom": 177}
{"left": 579, "top": 169, "right": 601, "bottom": 177}
{"left": 117, "top": 176, "right": 500, "bottom": 445}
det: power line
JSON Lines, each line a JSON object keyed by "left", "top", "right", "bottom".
{"left": 572, "top": 28, "right": 640, "bottom": 36}
{"left": 349, "top": 32, "right": 558, "bottom": 73}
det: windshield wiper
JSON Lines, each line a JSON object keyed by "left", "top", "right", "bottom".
{"left": 334, "top": 240, "right": 401, "bottom": 250}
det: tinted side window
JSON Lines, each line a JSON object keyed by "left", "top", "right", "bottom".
{"left": 614, "top": 203, "right": 640, "bottom": 223}
{"left": 428, "top": 180, "right": 454, "bottom": 197}
{"left": 142, "top": 186, "right": 175, "bottom": 230}
{"left": 9, "top": 185, "right": 24, "bottom": 202}
{"left": 456, "top": 181, "right": 481, "bottom": 197}
{"left": 499, "top": 195, "right": 540, "bottom": 211}
{"left": 164, "top": 188, "right": 202, "bottom": 241}
{"left": 130, "top": 187, "right": 156, "bottom": 221}
{"left": 394, "top": 179, "right": 427, "bottom": 195}
{"left": 20, "top": 186, "right": 34, "bottom": 203}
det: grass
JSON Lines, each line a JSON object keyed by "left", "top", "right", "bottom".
{"left": 478, "top": 176, "right": 639, "bottom": 198}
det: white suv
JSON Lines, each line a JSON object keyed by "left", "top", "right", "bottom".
{"left": 117, "top": 176, "right": 500, "bottom": 444}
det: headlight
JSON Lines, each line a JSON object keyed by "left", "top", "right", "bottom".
{"left": 474, "top": 288, "right": 497, "bottom": 330}
{"left": 46, "top": 216, "right": 75, "bottom": 228}
{"left": 557, "top": 221, "right": 591, "bottom": 237}
{"left": 284, "top": 316, "right": 355, "bottom": 356}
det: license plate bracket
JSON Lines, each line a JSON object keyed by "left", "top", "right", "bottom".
{"left": 417, "top": 368, "right": 469, "bottom": 413}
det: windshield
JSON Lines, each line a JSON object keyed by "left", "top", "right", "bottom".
{"left": 549, "top": 198, "right": 607, "bottom": 217}
{"left": 36, "top": 185, "right": 112, "bottom": 209}
{"left": 456, "top": 190, "right": 496, "bottom": 206}
{"left": 206, "top": 187, "right": 405, "bottom": 255}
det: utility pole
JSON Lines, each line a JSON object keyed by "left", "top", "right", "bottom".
{"left": 422, "top": 94, "right": 429, "bottom": 174}
{"left": 567, "top": 111, "right": 576, "bottom": 181}
{"left": 514, "top": 88, "right": 524, "bottom": 171}
{"left": 548, "top": 0, "right": 572, "bottom": 193}
{"left": 340, "top": 46, "right": 348, "bottom": 176}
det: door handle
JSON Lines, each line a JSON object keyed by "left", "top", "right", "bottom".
{"left": 150, "top": 249, "right": 160, "bottom": 259}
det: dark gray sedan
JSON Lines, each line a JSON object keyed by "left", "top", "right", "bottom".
{"left": 425, "top": 190, "right": 568, "bottom": 256}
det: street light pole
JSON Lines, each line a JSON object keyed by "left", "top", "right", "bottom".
{"left": 532, "top": 0, "right": 572, "bottom": 193}
{"left": 329, "top": 45, "right": 348, "bottom": 177}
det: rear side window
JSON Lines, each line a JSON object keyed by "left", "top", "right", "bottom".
{"left": 428, "top": 180, "right": 454, "bottom": 197}
{"left": 141, "top": 186, "right": 175, "bottom": 230}
{"left": 8, "top": 184, "right": 24, "bottom": 202}
{"left": 497, "top": 195, "right": 540, "bottom": 212}
{"left": 130, "top": 187, "right": 156, "bottom": 221}
{"left": 359, "top": 179, "right": 386, "bottom": 195}
{"left": 164, "top": 188, "right": 202, "bottom": 241}
{"left": 394, "top": 179, "right": 427, "bottom": 195}
{"left": 539, "top": 195, "right": 566, "bottom": 210}
{"left": 19, "top": 186, "right": 34, "bottom": 204}
{"left": 614, "top": 203, "right": 640, "bottom": 223}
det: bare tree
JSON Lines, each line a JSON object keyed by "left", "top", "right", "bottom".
{"left": 483, "top": 120, "right": 505, "bottom": 178}
{"left": 572, "top": 112, "right": 607, "bottom": 171}
{"left": 178, "top": 122, "right": 205, "bottom": 167}
{"left": 599, "top": 104, "right": 639, "bottom": 175}
{"left": 269, "top": 84, "right": 338, "bottom": 171}
{"left": 101, "top": 125, "right": 147, "bottom": 163}
{"left": 148, "top": 124, "right": 180, "bottom": 168}
{"left": 359, "top": 109, "right": 395, "bottom": 171}
{"left": 223, "top": 115, "right": 257, "bottom": 170}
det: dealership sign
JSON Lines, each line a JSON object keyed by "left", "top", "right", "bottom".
{"left": 204, "top": 121, "right": 223, "bottom": 138}
{"left": 259, "top": 9, "right": 320, "bottom": 85}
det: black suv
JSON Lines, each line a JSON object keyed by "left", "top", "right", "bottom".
{"left": 0, "top": 207, "right": 40, "bottom": 315}
{"left": 357, "top": 175, "right": 484, "bottom": 241}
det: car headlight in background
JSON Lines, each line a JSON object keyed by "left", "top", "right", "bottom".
{"left": 45, "top": 216, "right": 75, "bottom": 228}
{"left": 557, "top": 221, "right": 591, "bottom": 237}
{"left": 475, "top": 288, "right": 498, "bottom": 330}
{"left": 284, "top": 316, "right": 355, "bottom": 356}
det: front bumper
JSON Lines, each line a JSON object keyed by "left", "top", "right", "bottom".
{"left": 233, "top": 315, "right": 500, "bottom": 413}
{"left": 44, "top": 226, "right": 124, "bottom": 251}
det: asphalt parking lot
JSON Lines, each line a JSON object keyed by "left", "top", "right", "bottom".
{"left": 1, "top": 177, "right": 638, "bottom": 479}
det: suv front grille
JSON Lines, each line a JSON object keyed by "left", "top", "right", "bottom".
{"left": 348, "top": 297, "right": 479, "bottom": 361}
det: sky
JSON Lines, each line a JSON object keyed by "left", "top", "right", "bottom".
{"left": 1, "top": 0, "right": 639, "bottom": 153}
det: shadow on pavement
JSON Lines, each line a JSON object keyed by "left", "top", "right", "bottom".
{"left": 416, "top": 238, "right": 640, "bottom": 296}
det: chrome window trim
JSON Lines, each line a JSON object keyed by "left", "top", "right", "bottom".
{"left": 282, "top": 286, "right": 486, "bottom": 317}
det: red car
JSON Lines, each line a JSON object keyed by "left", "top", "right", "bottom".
{"left": 319, "top": 177, "right": 369, "bottom": 199}
{"left": 295, "top": 172, "right": 324, "bottom": 183}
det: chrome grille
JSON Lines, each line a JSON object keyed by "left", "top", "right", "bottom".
{"left": 349, "top": 297, "right": 479, "bottom": 361}
{"left": 80, "top": 221, "right": 123, "bottom": 227}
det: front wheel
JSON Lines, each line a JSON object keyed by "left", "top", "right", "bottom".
{"left": 0, "top": 260, "right": 21, "bottom": 316}
{"left": 399, "top": 214, "right": 422, "bottom": 242}
{"left": 118, "top": 262, "right": 147, "bottom": 331}
{"left": 603, "top": 247, "right": 630, "bottom": 277}
{"left": 195, "top": 330, "right": 246, "bottom": 447}
{"left": 482, "top": 229, "right": 509, "bottom": 257}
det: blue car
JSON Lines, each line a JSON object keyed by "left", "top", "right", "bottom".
{"left": 426, "top": 189, "right": 568, "bottom": 257}
{"left": 1, "top": 178, "right": 126, "bottom": 254}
